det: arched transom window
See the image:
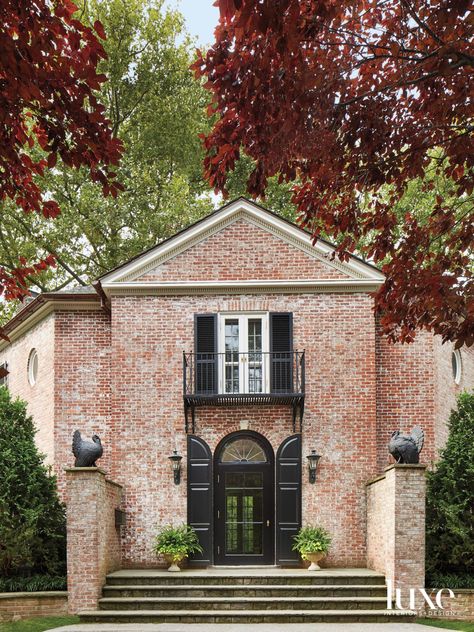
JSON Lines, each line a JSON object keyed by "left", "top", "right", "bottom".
{"left": 220, "top": 437, "right": 267, "bottom": 463}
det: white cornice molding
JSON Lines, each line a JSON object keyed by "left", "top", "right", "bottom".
{"left": 102, "top": 279, "right": 383, "bottom": 296}
{"left": 100, "top": 200, "right": 385, "bottom": 286}
{"left": 0, "top": 300, "right": 101, "bottom": 352}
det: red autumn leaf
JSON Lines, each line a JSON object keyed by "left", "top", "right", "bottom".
{"left": 0, "top": 0, "right": 123, "bottom": 338}
{"left": 199, "top": 0, "right": 474, "bottom": 348}
{"left": 93, "top": 19, "right": 107, "bottom": 40}
{"left": 47, "top": 153, "right": 57, "bottom": 168}
{"left": 42, "top": 200, "right": 61, "bottom": 219}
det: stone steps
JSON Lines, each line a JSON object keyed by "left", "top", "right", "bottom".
{"left": 105, "top": 571, "right": 387, "bottom": 586}
{"left": 79, "top": 569, "right": 416, "bottom": 624}
{"left": 99, "top": 596, "right": 390, "bottom": 611}
{"left": 80, "top": 608, "right": 416, "bottom": 624}
{"left": 103, "top": 583, "right": 387, "bottom": 598}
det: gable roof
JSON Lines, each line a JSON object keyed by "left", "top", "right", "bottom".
{"left": 0, "top": 198, "right": 385, "bottom": 347}
{"left": 99, "top": 197, "right": 384, "bottom": 294}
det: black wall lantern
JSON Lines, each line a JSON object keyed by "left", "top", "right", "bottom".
{"left": 169, "top": 450, "right": 183, "bottom": 485}
{"left": 306, "top": 450, "right": 321, "bottom": 484}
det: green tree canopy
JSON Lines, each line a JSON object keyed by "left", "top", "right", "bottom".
{"left": 0, "top": 0, "right": 299, "bottom": 323}
{"left": 426, "top": 391, "right": 474, "bottom": 579}
{"left": 0, "top": 387, "right": 66, "bottom": 576}
{"left": 0, "top": 0, "right": 213, "bottom": 297}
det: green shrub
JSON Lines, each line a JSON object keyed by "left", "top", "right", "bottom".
{"left": 426, "top": 391, "right": 474, "bottom": 576}
{"left": 153, "top": 524, "right": 203, "bottom": 562}
{"left": 0, "top": 575, "right": 67, "bottom": 592}
{"left": 426, "top": 572, "right": 474, "bottom": 590}
{"left": 0, "top": 387, "right": 66, "bottom": 577}
{"left": 292, "top": 525, "right": 332, "bottom": 559}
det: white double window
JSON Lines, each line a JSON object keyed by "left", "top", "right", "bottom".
{"left": 218, "top": 313, "right": 269, "bottom": 394}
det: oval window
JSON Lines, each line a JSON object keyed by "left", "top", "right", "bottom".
{"left": 220, "top": 437, "right": 267, "bottom": 463}
{"left": 28, "top": 349, "right": 38, "bottom": 386}
{"left": 452, "top": 350, "right": 462, "bottom": 385}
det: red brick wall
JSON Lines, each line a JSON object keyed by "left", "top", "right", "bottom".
{"left": 0, "top": 315, "right": 55, "bottom": 464}
{"left": 65, "top": 468, "right": 122, "bottom": 613}
{"left": 54, "top": 310, "right": 112, "bottom": 496}
{"left": 2, "top": 213, "right": 473, "bottom": 576}
{"left": 110, "top": 291, "right": 377, "bottom": 567}
{"left": 138, "top": 218, "right": 351, "bottom": 281}
{"left": 0, "top": 592, "right": 68, "bottom": 623}
{"left": 366, "top": 465, "right": 426, "bottom": 603}
{"left": 376, "top": 321, "right": 474, "bottom": 471}
{"left": 375, "top": 325, "right": 437, "bottom": 471}
{"left": 425, "top": 589, "right": 474, "bottom": 621}
{"left": 433, "top": 341, "right": 474, "bottom": 453}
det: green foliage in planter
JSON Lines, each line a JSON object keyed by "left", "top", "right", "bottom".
{"left": 153, "top": 524, "right": 203, "bottom": 563}
{"left": 292, "top": 525, "right": 332, "bottom": 559}
{"left": 0, "top": 574, "right": 67, "bottom": 592}
{"left": 426, "top": 391, "right": 474, "bottom": 576}
{"left": 0, "top": 387, "right": 66, "bottom": 577}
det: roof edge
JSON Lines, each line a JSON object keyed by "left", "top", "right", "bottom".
{"left": 0, "top": 291, "right": 100, "bottom": 342}
{"left": 98, "top": 197, "right": 383, "bottom": 284}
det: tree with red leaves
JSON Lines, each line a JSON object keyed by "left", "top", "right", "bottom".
{"left": 0, "top": 0, "right": 122, "bottom": 323}
{"left": 194, "top": 0, "right": 474, "bottom": 347}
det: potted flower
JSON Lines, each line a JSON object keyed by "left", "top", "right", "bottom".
{"left": 292, "top": 525, "right": 331, "bottom": 570}
{"left": 153, "top": 524, "right": 203, "bottom": 572}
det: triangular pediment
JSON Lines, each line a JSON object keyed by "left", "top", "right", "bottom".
{"left": 99, "top": 198, "right": 384, "bottom": 292}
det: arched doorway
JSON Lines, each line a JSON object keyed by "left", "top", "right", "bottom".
{"left": 214, "top": 431, "right": 274, "bottom": 565}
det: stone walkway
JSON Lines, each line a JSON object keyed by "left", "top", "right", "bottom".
{"left": 46, "top": 623, "right": 458, "bottom": 632}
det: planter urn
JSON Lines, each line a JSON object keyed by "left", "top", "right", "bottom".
{"left": 305, "top": 552, "right": 325, "bottom": 571}
{"left": 164, "top": 554, "right": 185, "bottom": 572}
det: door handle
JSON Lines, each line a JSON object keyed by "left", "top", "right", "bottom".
{"left": 266, "top": 520, "right": 270, "bottom": 527}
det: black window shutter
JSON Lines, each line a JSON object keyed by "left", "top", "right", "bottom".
{"left": 269, "top": 312, "right": 293, "bottom": 393}
{"left": 187, "top": 435, "right": 213, "bottom": 565}
{"left": 195, "top": 314, "right": 217, "bottom": 394}
{"left": 276, "top": 434, "right": 301, "bottom": 565}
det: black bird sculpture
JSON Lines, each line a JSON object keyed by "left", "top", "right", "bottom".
{"left": 72, "top": 430, "right": 103, "bottom": 467}
{"left": 388, "top": 425, "right": 424, "bottom": 464}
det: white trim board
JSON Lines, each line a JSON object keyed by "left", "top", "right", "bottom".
{"left": 102, "top": 279, "right": 383, "bottom": 295}
{"left": 100, "top": 199, "right": 385, "bottom": 287}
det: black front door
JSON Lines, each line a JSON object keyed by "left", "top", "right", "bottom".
{"left": 214, "top": 432, "right": 274, "bottom": 565}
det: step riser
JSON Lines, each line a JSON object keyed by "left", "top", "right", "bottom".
{"left": 99, "top": 600, "right": 389, "bottom": 611}
{"left": 103, "top": 588, "right": 387, "bottom": 598}
{"left": 106, "top": 576, "right": 386, "bottom": 587}
{"left": 82, "top": 613, "right": 415, "bottom": 624}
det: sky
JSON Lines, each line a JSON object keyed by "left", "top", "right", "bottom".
{"left": 165, "top": 0, "right": 220, "bottom": 45}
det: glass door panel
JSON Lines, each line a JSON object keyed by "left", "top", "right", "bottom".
{"left": 224, "top": 319, "right": 240, "bottom": 393}
{"left": 224, "top": 472, "right": 263, "bottom": 555}
{"left": 247, "top": 318, "right": 263, "bottom": 393}
{"left": 219, "top": 314, "right": 269, "bottom": 394}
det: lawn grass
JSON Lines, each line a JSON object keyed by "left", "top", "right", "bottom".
{"left": 417, "top": 618, "right": 474, "bottom": 632}
{"left": 0, "top": 616, "right": 79, "bottom": 632}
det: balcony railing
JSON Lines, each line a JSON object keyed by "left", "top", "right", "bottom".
{"left": 183, "top": 351, "right": 305, "bottom": 433}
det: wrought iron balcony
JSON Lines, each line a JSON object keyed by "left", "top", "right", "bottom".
{"left": 183, "top": 351, "right": 305, "bottom": 433}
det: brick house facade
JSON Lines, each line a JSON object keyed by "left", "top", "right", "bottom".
{"left": 0, "top": 198, "right": 472, "bottom": 571}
